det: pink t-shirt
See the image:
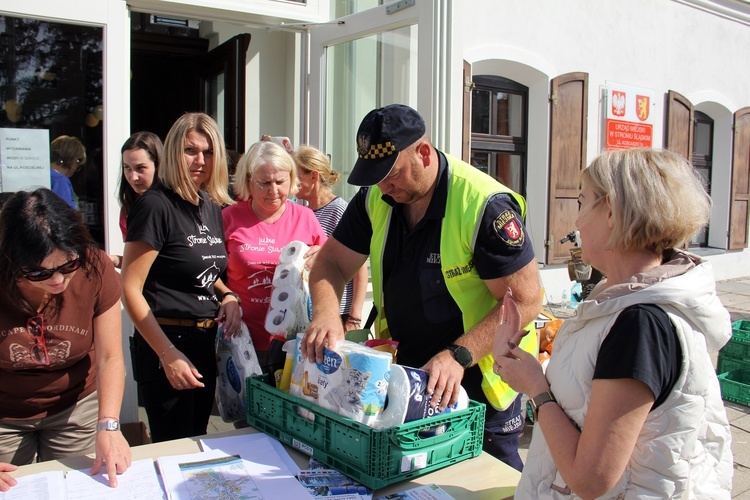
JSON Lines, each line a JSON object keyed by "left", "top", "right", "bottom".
{"left": 222, "top": 200, "right": 327, "bottom": 350}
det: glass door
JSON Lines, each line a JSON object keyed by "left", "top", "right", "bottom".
{"left": 307, "top": 0, "right": 438, "bottom": 202}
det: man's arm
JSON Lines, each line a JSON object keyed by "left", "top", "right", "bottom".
{"left": 423, "top": 259, "right": 541, "bottom": 408}
{"left": 457, "top": 259, "right": 541, "bottom": 361}
{"left": 302, "top": 237, "right": 368, "bottom": 362}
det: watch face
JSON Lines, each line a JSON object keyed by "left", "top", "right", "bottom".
{"left": 98, "top": 420, "right": 120, "bottom": 431}
{"left": 449, "top": 344, "right": 472, "bottom": 368}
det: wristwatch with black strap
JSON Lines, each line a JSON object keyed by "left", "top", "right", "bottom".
{"left": 445, "top": 343, "right": 473, "bottom": 369}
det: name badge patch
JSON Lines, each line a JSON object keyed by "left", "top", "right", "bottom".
{"left": 493, "top": 210, "right": 525, "bottom": 247}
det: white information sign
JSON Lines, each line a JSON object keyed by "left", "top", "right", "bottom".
{"left": 0, "top": 128, "right": 51, "bottom": 192}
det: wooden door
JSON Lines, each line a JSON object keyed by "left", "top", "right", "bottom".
{"left": 546, "top": 72, "right": 588, "bottom": 264}
{"left": 730, "top": 107, "right": 750, "bottom": 249}
{"left": 199, "top": 34, "right": 251, "bottom": 153}
{"left": 665, "top": 90, "right": 694, "bottom": 163}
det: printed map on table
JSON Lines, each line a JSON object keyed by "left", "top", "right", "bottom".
{"left": 177, "top": 455, "right": 260, "bottom": 500}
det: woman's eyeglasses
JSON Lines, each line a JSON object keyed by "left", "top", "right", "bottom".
{"left": 21, "top": 257, "right": 81, "bottom": 282}
{"left": 27, "top": 315, "right": 50, "bottom": 365}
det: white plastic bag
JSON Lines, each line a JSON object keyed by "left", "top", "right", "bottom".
{"left": 215, "top": 321, "right": 262, "bottom": 422}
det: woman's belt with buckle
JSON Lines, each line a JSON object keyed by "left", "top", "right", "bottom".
{"left": 155, "top": 317, "right": 216, "bottom": 328}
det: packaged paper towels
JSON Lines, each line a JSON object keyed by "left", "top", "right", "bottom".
{"left": 290, "top": 336, "right": 391, "bottom": 426}
{"left": 371, "top": 365, "right": 469, "bottom": 430}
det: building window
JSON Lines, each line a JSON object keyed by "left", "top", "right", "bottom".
{"left": 0, "top": 15, "right": 104, "bottom": 245}
{"left": 470, "top": 75, "right": 528, "bottom": 197}
{"left": 691, "top": 110, "right": 713, "bottom": 247}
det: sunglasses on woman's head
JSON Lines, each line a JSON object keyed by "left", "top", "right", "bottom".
{"left": 21, "top": 257, "right": 82, "bottom": 282}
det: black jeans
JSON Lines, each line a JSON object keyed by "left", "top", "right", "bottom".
{"left": 131, "top": 325, "right": 217, "bottom": 443}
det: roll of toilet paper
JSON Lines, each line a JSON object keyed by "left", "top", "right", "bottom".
{"left": 271, "top": 285, "right": 299, "bottom": 310}
{"left": 272, "top": 264, "right": 302, "bottom": 288}
{"left": 273, "top": 264, "right": 302, "bottom": 287}
{"left": 372, "top": 365, "right": 470, "bottom": 430}
{"left": 264, "top": 308, "right": 295, "bottom": 335}
{"left": 279, "top": 241, "right": 309, "bottom": 266}
{"left": 371, "top": 364, "right": 409, "bottom": 429}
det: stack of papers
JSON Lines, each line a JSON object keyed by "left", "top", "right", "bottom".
{"left": 0, "top": 459, "right": 163, "bottom": 500}
{"left": 2, "top": 434, "right": 308, "bottom": 500}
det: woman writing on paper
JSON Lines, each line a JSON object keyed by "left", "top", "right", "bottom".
{"left": 222, "top": 141, "right": 327, "bottom": 368}
{"left": 0, "top": 189, "right": 130, "bottom": 488}
{"left": 122, "top": 113, "right": 242, "bottom": 442}
{"left": 493, "top": 148, "right": 733, "bottom": 498}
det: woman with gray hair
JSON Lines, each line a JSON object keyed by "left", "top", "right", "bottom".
{"left": 494, "top": 148, "right": 733, "bottom": 498}
{"left": 223, "top": 141, "right": 327, "bottom": 369}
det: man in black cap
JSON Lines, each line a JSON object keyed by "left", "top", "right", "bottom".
{"left": 302, "top": 104, "right": 541, "bottom": 471}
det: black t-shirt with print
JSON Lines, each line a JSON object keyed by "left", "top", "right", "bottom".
{"left": 127, "top": 183, "right": 228, "bottom": 319}
{"left": 594, "top": 303, "right": 682, "bottom": 409}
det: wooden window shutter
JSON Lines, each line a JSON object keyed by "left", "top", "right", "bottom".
{"left": 729, "top": 107, "right": 750, "bottom": 249}
{"left": 547, "top": 72, "right": 588, "bottom": 264}
{"left": 665, "top": 90, "right": 694, "bottom": 163}
{"left": 462, "top": 60, "right": 472, "bottom": 162}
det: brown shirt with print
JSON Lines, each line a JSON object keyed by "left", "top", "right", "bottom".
{"left": 0, "top": 249, "right": 120, "bottom": 419}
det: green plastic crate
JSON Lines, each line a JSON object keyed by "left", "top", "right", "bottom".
{"left": 718, "top": 369, "right": 750, "bottom": 407}
{"left": 720, "top": 338, "right": 750, "bottom": 361}
{"left": 717, "top": 353, "right": 750, "bottom": 375}
{"left": 732, "top": 320, "right": 750, "bottom": 343}
{"left": 245, "top": 374, "right": 485, "bottom": 490}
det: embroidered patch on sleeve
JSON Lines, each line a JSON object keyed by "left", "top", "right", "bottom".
{"left": 493, "top": 209, "right": 525, "bottom": 247}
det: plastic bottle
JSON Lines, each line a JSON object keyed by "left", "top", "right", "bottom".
{"left": 570, "top": 282, "right": 583, "bottom": 309}
{"left": 561, "top": 288, "right": 570, "bottom": 308}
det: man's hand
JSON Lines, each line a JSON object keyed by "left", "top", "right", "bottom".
{"left": 302, "top": 312, "right": 346, "bottom": 363}
{"left": 421, "top": 350, "right": 465, "bottom": 410}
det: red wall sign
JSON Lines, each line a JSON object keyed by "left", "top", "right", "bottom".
{"left": 606, "top": 119, "right": 653, "bottom": 149}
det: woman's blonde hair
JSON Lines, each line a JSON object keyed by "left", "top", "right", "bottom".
{"left": 294, "top": 145, "right": 340, "bottom": 189}
{"left": 233, "top": 141, "right": 298, "bottom": 202}
{"left": 581, "top": 148, "right": 711, "bottom": 254}
{"left": 160, "top": 113, "right": 233, "bottom": 206}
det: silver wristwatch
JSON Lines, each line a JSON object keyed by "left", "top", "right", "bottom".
{"left": 97, "top": 419, "right": 120, "bottom": 432}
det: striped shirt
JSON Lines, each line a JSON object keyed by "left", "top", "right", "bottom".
{"left": 313, "top": 197, "right": 352, "bottom": 314}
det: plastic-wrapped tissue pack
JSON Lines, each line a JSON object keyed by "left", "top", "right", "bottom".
{"left": 290, "top": 336, "right": 391, "bottom": 426}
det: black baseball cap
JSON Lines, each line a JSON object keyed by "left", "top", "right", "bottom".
{"left": 348, "top": 104, "right": 426, "bottom": 186}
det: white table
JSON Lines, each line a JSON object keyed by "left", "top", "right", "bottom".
{"left": 11, "top": 427, "right": 520, "bottom": 499}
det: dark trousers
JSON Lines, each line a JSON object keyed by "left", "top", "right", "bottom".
{"left": 131, "top": 325, "right": 217, "bottom": 443}
{"left": 463, "top": 365, "right": 525, "bottom": 472}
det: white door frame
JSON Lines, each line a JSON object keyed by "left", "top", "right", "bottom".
{"left": 307, "top": 0, "right": 446, "bottom": 150}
